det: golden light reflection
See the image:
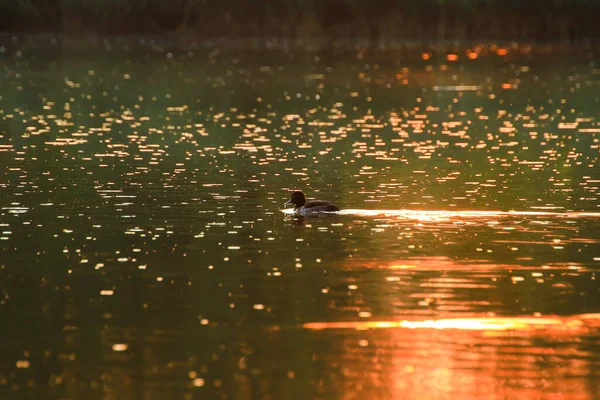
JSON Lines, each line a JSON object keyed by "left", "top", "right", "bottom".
{"left": 301, "top": 313, "right": 600, "bottom": 399}
{"left": 304, "top": 314, "right": 600, "bottom": 334}
{"left": 112, "top": 343, "right": 128, "bottom": 352}
{"left": 281, "top": 208, "right": 600, "bottom": 222}
{"left": 352, "top": 256, "right": 592, "bottom": 273}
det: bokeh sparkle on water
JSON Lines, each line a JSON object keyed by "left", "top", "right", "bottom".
{"left": 0, "top": 37, "right": 599, "bottom": 399}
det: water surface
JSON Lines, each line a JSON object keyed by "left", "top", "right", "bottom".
{"left": 1, "top": 37, "right": 599, "bottom": 399}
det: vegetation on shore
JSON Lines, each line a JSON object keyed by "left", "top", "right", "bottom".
{"left": 1, "top": 0, "right": 599, "bottom": 42}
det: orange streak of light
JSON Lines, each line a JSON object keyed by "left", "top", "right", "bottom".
{"left": 304, "top": 314, "right": 600, "bottom": 333}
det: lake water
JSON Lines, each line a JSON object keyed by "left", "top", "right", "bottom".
{"left": 1, "top": 36, "right": 599, "bottom": 399}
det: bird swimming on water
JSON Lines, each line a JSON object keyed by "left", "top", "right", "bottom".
{"left": 284, "top": 191, "right": 340, "bottom": 215}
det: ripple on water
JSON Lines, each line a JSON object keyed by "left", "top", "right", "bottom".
{"left": 0, "top": 39, "right": 599, "bottom": 400}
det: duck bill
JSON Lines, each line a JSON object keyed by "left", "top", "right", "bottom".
{"left": 284, "top": 200, "right": 293, "bottom": 207}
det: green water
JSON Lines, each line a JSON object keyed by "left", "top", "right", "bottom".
{"left": 1, "top": 36, "right": 599, "bottom": 399}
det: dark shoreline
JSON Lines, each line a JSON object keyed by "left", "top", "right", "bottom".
{"left": 2, "top": 0, "right": 599, "bottom": 44}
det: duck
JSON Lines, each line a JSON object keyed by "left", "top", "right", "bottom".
{"left": 284, "top": 191, "right": 340, "bottom": 215}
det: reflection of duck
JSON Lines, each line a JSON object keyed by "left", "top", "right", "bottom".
{"left": 284, "top": 191, "right": 340, "bottom": 215}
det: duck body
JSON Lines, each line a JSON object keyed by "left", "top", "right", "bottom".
{"left": 285, "top": 191, "right": 340, "bottom": 215}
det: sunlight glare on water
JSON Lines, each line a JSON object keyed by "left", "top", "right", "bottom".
{"left": 0, "top": 37, "right": 599, "bottom": 399}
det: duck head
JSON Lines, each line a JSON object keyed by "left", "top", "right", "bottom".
{"left": 284, "top": 191, "right": 306, "bottom": 208}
